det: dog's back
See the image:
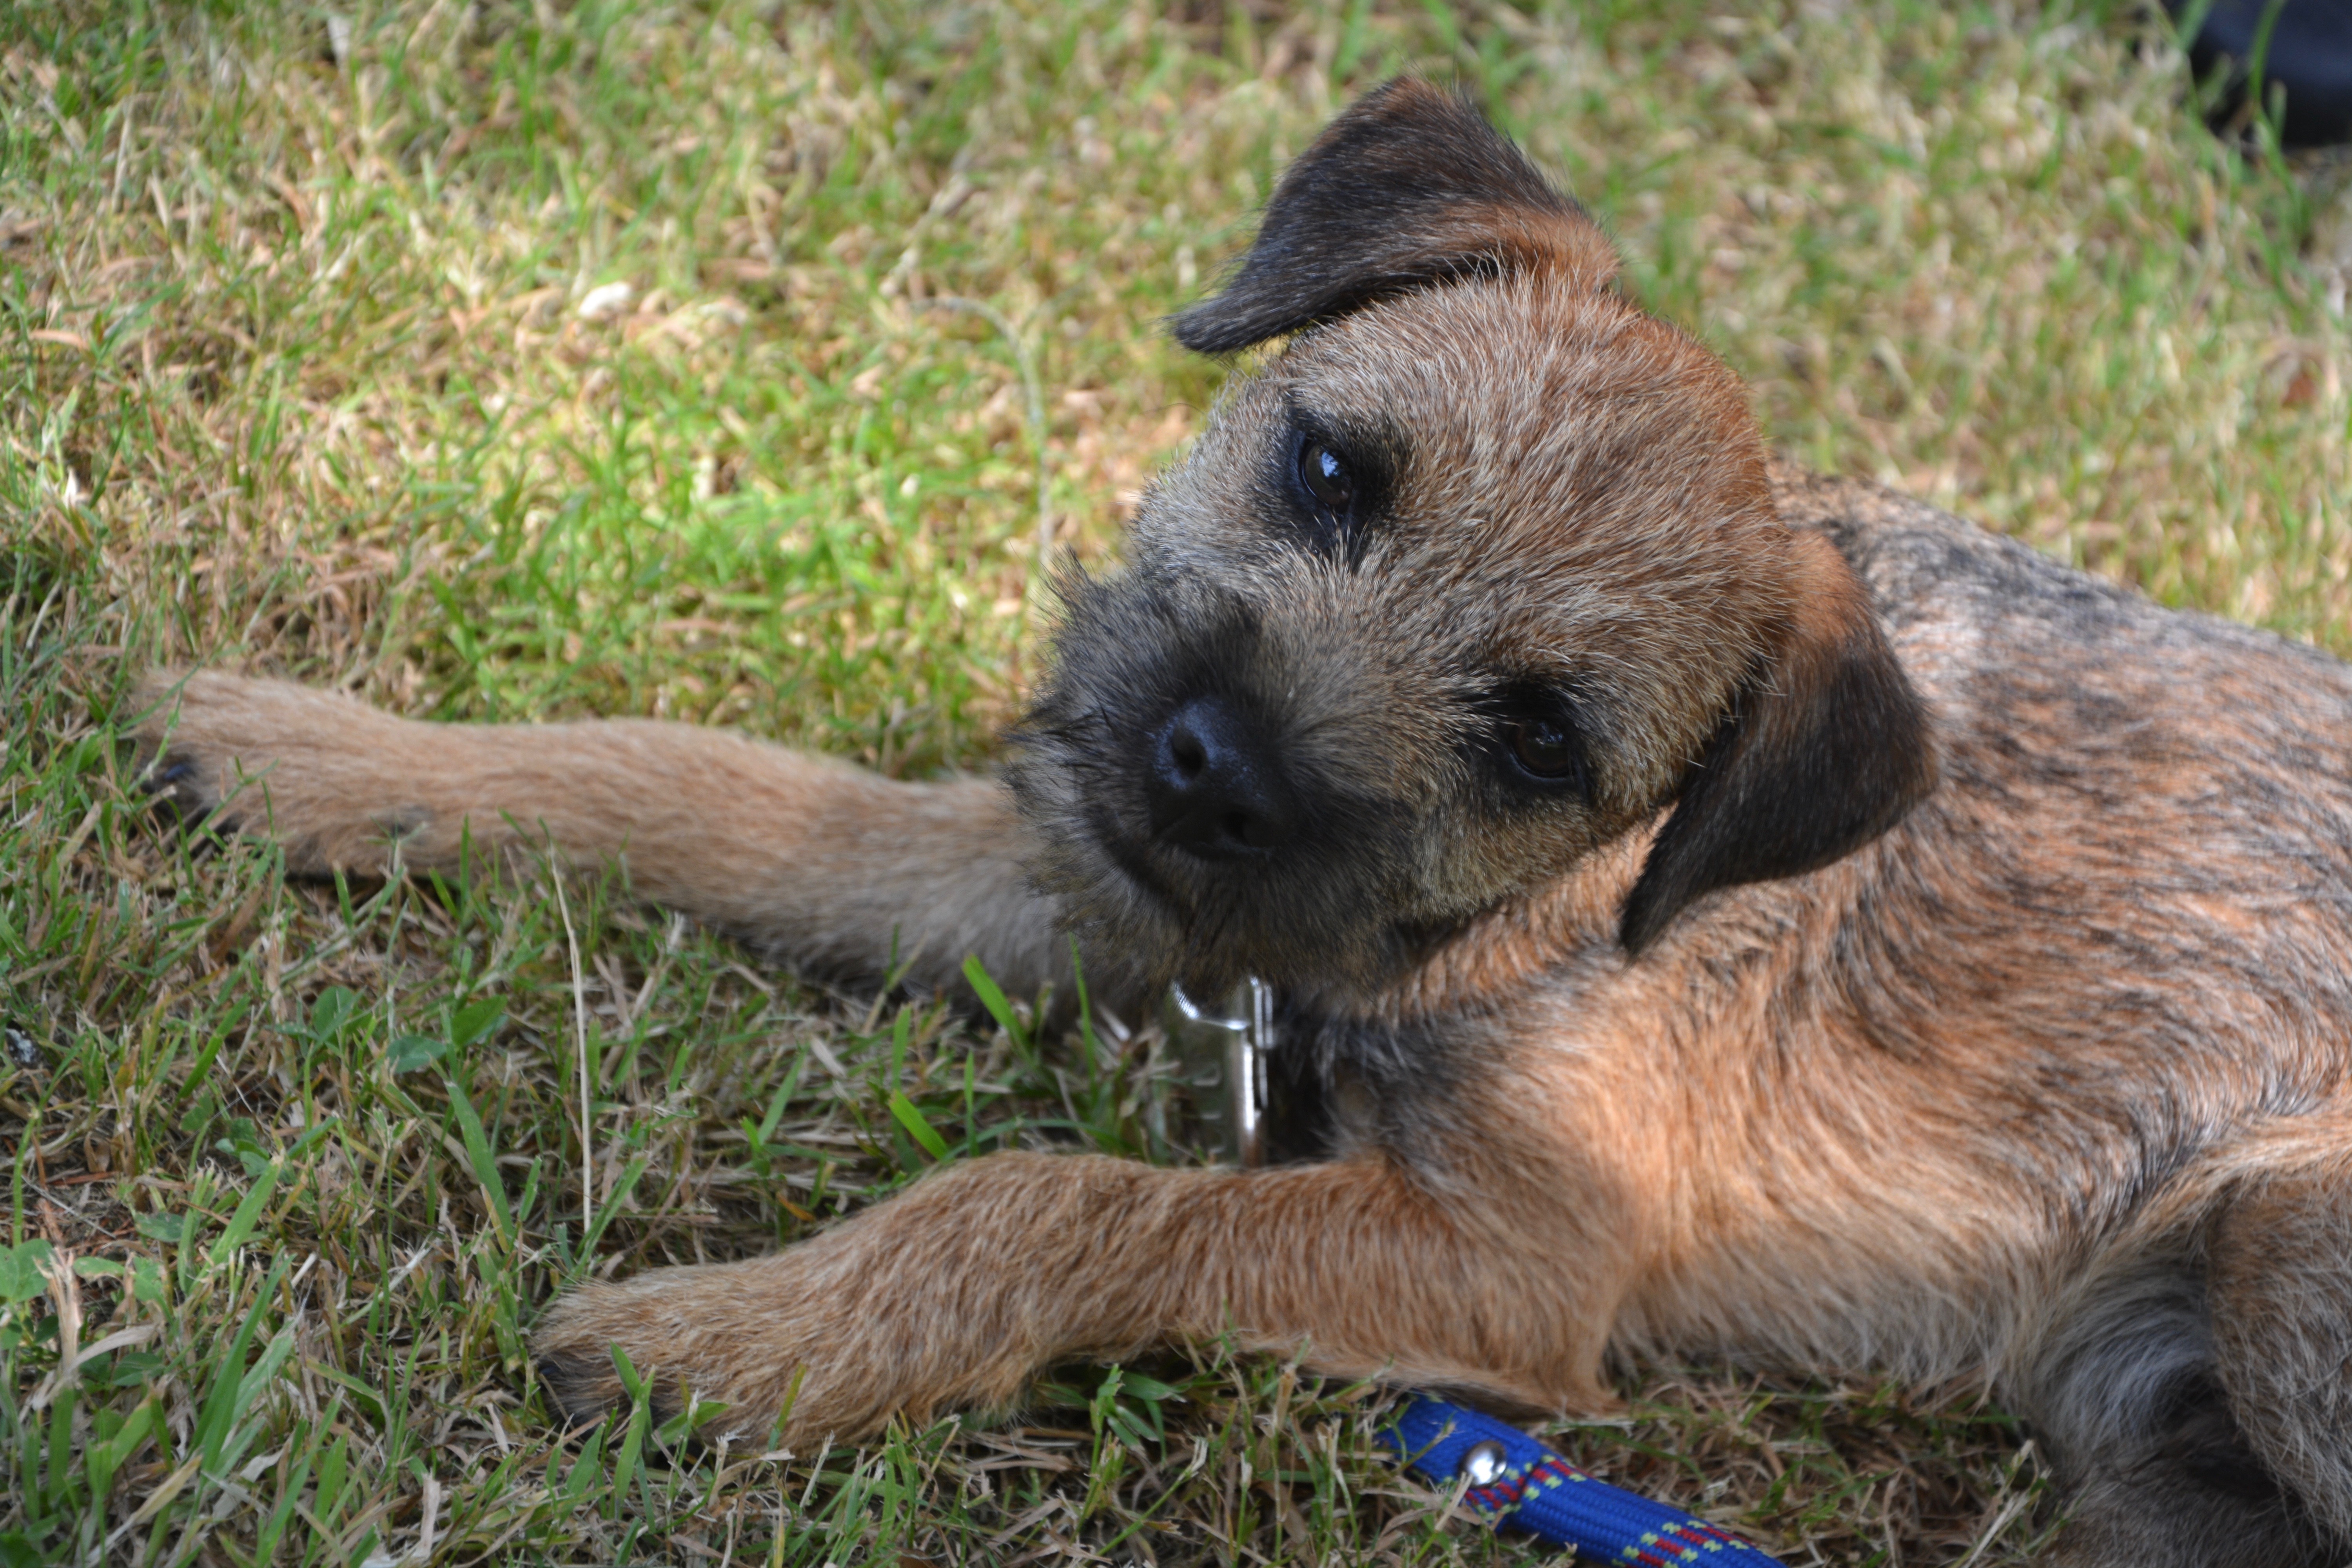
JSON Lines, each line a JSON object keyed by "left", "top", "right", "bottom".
{"left": 1801, "top": 461, "right": 2352, "bottom": 1125}
{"left": 1774, "top": 466, "right": 2352, "bottom": 1561}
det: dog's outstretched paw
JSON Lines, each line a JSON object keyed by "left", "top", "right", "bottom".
{"left": 129, "top": 671, "right": 235, "bottom": 827}
{"left": 121, "top": 668, "right": 430, "bottom": 872}
{"left": 532, "top": 1267, "right": 840, "bottom": 1446}
{"left": 529, "top": 1240, "right": 1024, "bottom": 1448}
{"left": 535, "top": 1346, "right": 673, "bottom": 1433}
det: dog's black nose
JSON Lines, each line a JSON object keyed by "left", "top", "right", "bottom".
{"left": 1147, "top": 695, "right": 1296, "bottom": 858}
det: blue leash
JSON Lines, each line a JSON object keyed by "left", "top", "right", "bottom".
{"left": 1383, "top": 1394, "right": 1787, "bottom": 1564}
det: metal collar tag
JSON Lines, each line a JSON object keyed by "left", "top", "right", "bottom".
{"left": 1161, "top": 977, "right": 1275, "bottom": 1167}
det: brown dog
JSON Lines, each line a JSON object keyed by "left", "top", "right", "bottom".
{"left": 134, "top": 81, "right": 2352, "bottom": 1566}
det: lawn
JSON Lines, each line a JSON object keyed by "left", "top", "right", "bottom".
{"left": 2, "top": 0, "right": 2346, "bottom": 1563}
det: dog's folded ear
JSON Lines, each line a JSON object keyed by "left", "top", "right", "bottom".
{"left": 1619, "top": 532, "right": 1937, "bottom": 955}
{"left": 1171, "top": 78, "right": 1615, "bottom": 355}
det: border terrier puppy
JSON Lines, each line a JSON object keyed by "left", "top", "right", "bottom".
{"left": 135, "top": 80, "right": 2352, "bottom": 1566}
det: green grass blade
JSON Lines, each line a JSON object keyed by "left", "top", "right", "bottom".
{"left": 887, "top": 1091, "right": 950, "bottom": 1162}
{"left": 444, "top": 1073, "right": 517, "bottom": 1249}
{"left": 960, "top": 956, "right": 1029, "bottom": 1055}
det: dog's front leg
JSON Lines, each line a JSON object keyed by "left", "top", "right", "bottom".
{"left": 130, "top": 670, "right": 1112, "bottom": 1003}
{"left": 533, "top": 1147, "right": 1620, "bottom": 1444}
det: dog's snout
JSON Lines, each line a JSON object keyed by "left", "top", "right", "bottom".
{"left": 1147, "top": 695, "right": 1296, "bottom": 858}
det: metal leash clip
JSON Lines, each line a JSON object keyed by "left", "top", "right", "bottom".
{"left": 1160, "top": 976, "right": 1275, "bottom": 1167}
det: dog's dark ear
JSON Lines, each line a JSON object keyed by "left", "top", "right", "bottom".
{"left": 1620, "top": 532, "right": 1936, "bottom": 955}
{"left": 1171, "top": 78, "right": 1614, "bottom": 355}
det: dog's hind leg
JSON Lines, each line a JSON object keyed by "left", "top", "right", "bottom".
{"left": 2025, "top": 1265, "right": 2336, "bottom": 1566}
{"left": 129, "top": 669, "right": 1128, "bottom": 1005}
{"left": 2022, "top": 1126, "right": 2352, "bottom": 1568}
{"left": 2205, "top": 1129, "right": 2352, "bottom": 1552}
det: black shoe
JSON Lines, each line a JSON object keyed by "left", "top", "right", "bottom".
{"left": 2174, "top": 0, "right": 2352, "bottom": 147}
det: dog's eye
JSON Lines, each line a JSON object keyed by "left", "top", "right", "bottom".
{"left": 1298, "top": 440, "right": 1354, "bottom": 513}
{"left": 1510, "top": 717, "right": 1579, "bottom": 780}
{"left": 1485, "top": 688, "right": 1588, "bottom": 796}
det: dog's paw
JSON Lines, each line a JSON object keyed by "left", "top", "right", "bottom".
{"left": 129, "top": 669, "right": 315, "bottom": 824}
{"left": 129, "top": 669, "right": 238, "bottom": 826}
{"left": 535, "top": 1342, "right": 658, "bottom": 1432}
{"left": 529, "top": 1256, "right": 901, "bottom": 1445}
{"left": 531, "top": 1234, "right": 1033, "bottom": 1447}
{"left": 125, "top": 669, "right": 428, "bottom": 871}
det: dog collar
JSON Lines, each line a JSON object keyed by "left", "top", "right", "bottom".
{"left": 1161, "top": 978, "right": 1788, "bottom": 1564}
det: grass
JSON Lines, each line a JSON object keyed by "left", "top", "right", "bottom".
{"left": 1, "top": 0, "right": 2346, "bottom": 1561}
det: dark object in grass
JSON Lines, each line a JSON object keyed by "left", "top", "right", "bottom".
{"left": 2177, "top": 0, "right": 2352, "bottom": 147}
{"left": 134, "top": 79, "right": 2352, "bottom": 1568}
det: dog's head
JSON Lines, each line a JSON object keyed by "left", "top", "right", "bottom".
{"left": 1012, "top": 79, "right": 1934, "bottom": 1003}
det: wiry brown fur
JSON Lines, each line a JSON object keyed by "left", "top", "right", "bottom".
{"left": 132, "top": 81, "right": 2352, "bottom": 1565}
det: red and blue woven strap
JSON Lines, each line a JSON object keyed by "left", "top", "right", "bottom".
{"left": 1382, "top": 1394, "right": 1786, "bottom": 1564}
